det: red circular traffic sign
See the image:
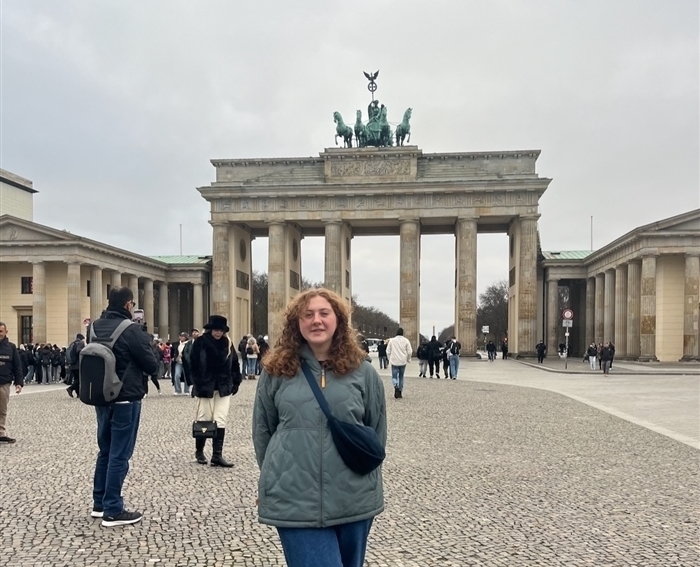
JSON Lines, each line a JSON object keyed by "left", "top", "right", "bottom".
{"left": 562, "top": 309, "right": 574, "bottom": 320}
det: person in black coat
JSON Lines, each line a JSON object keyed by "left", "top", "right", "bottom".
{"left": 427, "top": 336, "right": 443, "bottom": 378}
{"left": 190, "top": 315, "right": 242, "bottom": 467}
{"left": 536, "top": 341, "right": 547, "bottom": 363}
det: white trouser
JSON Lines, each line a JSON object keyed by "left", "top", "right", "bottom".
{"left": 195, "top": 392, "right": 231, "bottom": 428}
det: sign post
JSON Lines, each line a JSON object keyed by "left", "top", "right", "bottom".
{"left": 562, "top": 309, "right": 574, "bottom": 369}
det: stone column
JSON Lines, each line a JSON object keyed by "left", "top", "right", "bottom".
{"left": 110, "top": 271, "right": 122, "bottom": 292}
{"left": 169, "top": 285, "right": 181, "bottom": 338}
{"left": 594, "top": 273, "right": 605, "bottom": 343}
{"left": 268, "top": 222, "right": 287, "bottom": 345}
{"left": 193, "top": 282, "right": 204, "bottom": 331}
{"left": 614, "top": 265, "right": 628, "bottom": 358}
{"left": 90, "top": 267, "right": 103, "bottom": 323}
{"left": 546, "top": 276, "right": 559, "bottom": 352}
{"left": 603, "top": 269, "right": 616, "bottom": 343}
{"left": 626, "top": 260, "right": 641, "bottom": 359}
{"left": 158, "top": 282, "right": 169, "bottom": 339}
{"left": 66, "top": 262, "right": 82, "bottom": 341}
{"left": 639, "top": 255, "right": 657, "bottom": 362}
{"left": 400, "top": 219, "right": 421, "bottom": 351}
{"left": 324, "top": 221, "right": 342, "bottom": 295}
{"left": 585, "top": 277, "right": 595, "bottom": 346}
{"left": 32, "top": 261, "right": 47, "bottom": 344}
{"left": 143, "top": 279, "right": 154, "bottom": 332}
{"left": 455, "top": 216, "right": 477, "bottom": 355}
{"left": 682, "top": 255, "right": 700, "bottom": 361}
{"left": 211, "top": 222, "right": 230, "bottom": 318}
{"left": 517, "top": 216, "right": 539, "bottom": 356}
{"left": 128, "top": 275, "right": 139, "bottom": 307}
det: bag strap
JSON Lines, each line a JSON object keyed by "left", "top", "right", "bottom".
{"left": 300, "top": 360, "right": 333, "bottom": 422}
{"left": 90, "top": 319, "right": 133, "bottom": 348}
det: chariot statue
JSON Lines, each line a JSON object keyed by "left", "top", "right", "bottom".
{"left": 332, "top": 71, "right": 413, "bottom": 148}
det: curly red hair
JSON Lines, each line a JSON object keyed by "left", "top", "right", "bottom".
{"left": 262, "top": 288, "right": 367, "bottom": 378}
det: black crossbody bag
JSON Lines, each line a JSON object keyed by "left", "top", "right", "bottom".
{"left": 300, "top": 360, "right": 385, "bottom": 476}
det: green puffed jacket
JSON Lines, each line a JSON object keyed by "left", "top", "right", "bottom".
{"left": 252, "top": 345, "right": 387, "bottom": 528}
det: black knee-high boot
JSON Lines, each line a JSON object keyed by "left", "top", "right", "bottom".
{"left": 210, "top": 428, "right": 233, "bottom": 467}
{"left": 195, "top": 437, "right": 207, "bottom": 465}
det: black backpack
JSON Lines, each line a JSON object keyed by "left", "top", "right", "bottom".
{"left": 450, "top": 342, "right": 461, "bottom": 356}
{"left": 246, "top": 346, "right": 254, "bottom": 355}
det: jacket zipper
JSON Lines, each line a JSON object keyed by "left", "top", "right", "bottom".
{"left": 319, "top": 365, "right": 325, "bottom": 525}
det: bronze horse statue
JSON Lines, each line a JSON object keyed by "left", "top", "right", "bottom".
{"left": 354, "top": 110, "right": 367, "bottom": 148}
{"left": 333, "top": 112, "right": 353, "bottom": 148}
{"left": 396, "top": 108, "right": 412, "bottom": 146}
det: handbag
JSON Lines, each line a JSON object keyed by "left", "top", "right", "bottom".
{"left": 301, "top": 360, "right": 385, "bottom": 476}
{"left": 192, "top": 397, "right": 217, "bottom": 439}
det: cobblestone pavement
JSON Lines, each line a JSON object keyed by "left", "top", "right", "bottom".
{"left": 2, "top": 362, "right": 698, "bottom": 567}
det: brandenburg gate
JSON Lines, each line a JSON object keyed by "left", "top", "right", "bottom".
{"left": 198, "top": 145, "right": 551, "bottom": 357}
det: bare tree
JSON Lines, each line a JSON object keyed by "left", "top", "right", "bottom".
{"left": 476, "top": 279, "right": 509, "bottom": 343}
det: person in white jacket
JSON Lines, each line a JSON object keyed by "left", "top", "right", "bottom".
{"left": 386, "top": 327, "right": 413, "bottom": 399}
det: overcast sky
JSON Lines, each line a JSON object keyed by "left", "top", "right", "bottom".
{"left": 3, "top": 1, "right": 698, "bottom": 336}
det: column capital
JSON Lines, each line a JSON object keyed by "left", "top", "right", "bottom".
{"left": 519, "top": 214, "right": 541, "bottom": 221}
{"left": 209, "top": 220, "right": 229, "bottom": 227}
{"left": 398, "top": 217, "right": 420, "bottom": 224}
{"left": 322, "top": 219, "right": 342, "bottom": 226}
{"left": 546, "top": 273, "right": 560, "bottom": 283}
{"left": 457, "top": 214, "right": 479, "bottom": 222}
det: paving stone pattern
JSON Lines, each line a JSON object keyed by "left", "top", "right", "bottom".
{"left": 1, "top": 364, "right": 698, "bottom": 566}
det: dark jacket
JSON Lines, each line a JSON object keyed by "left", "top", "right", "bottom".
{"left": 190, "top": 332, "right": 242, "bottom": 398}
{"left": 18, "top": 349, "right": 29, "bottom": 375}
{"left": 376, "top": 342, "right": 387, "bottom": 358}
{"left": 600, "top": 346, "right": 614, "bottom": 362}
{"left": 39, "top": 346, "right": 52, "bottom": 366}
{"left": 0, "top": 338, "right": 24, "bottom": 386}
{"left": 90, "top": 308, "right": 159, "bottom": 402}
{"left": 68, "top": 340, "right": 84, "bottom": 371}
{"left": 536, "top": 342, "right": 547, "bottom": 355}
{"left": 427, "top": 339, "right": 443, "bottom": 360}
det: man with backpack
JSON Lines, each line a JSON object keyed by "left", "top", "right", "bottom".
{"left": 0, "top": 322, "right": 24, "bottom": 444}
{"left": 65, "top": 333, "right": 85, "bottom": 398}
{"left": 82, "top": 286, "right": 158, "bottom": 527}
{"left": 448, "top": 336, "right": 462, "bottom": 378}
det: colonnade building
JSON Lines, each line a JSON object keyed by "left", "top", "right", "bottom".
{"left": 2, "top": 157, "right": 698, "bottom": 362}
{"left": 0, "top": 169, "right": 210, "bottom": 346}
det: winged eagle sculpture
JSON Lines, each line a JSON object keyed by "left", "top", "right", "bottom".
{"left": 363, "top": 70, "right": 379, "bottom": 81}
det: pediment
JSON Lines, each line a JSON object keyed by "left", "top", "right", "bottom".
{"left": 640, "top": 209, "right": 700, "bottom": 234}
{"left": 0, "top": 217, "right": 77, "bottom": 244}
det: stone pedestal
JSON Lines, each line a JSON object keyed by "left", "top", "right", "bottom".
{"left": 594, "top": 273, "right": 605, "bottom": 343}
{"left": 603, "top": 269, "right": 615, "bottom": 342}
{"left": 626, "top": 261, "right": 641, "bottom": 359}
{"left": 32, "top": 261, "right": 47, "bottom": 344}
{"left": 90, "top": 267, "right": 103, "bottom": 323}
{"left": 614, "top": 265, "right": 628, "bottom": 357}
{"left": 455, "top": 217, "right": 477, "bottom": 355}
{"left": 639, "top": 256, "right": 657, "bottom": 362}
{"left": 66, "top": 262, "right": 82, "bottom": 341}
{"left": 682, "top": 255, "right": 700, "bottom": 361}
{"left": 400, "top": 219, "right": 421, "bottom": 351}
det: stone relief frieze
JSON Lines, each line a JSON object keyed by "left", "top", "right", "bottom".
{"left": 213, "top": 189, "right": 530, "bottom": 215}
{"left": 330, "top": 159, "right": 411, "bottom": 177}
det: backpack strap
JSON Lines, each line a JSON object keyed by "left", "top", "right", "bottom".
{"left": 90, "top": 319, "right": 134, "bottom": 348}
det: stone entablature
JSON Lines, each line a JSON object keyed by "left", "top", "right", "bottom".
{"left": 211, "top": 148, "right": 542, "bottom": 186}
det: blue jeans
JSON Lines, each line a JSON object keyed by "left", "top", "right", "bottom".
{"left": 247, "top": 357, "right": 257, "bottom": 376}
{"left": 93, "top": 401, "right": 142, "bottom": 516}
{"left": 25, "top": 365, "right": 35, "bottom": 383}
{"left": 173, "top": 362, "right": 185, "bottom": 393}
{"left": 391, "top": 365, "right": 406, "bottom": 391}
{"left": 277, "top": 518, "right": 373, "bottom": 567}
{"left": 449, "top": 355, "right": 459, "bottom": 378}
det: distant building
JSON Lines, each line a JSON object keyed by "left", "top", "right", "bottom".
{"left": 0, "top": 169, "right": 211, "bottom": 346}
{"left": 0, "top": 169, "right": 36, "bottom": 221}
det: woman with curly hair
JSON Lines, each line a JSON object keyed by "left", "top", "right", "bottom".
{"left": 253, "top": 288, "right": 387, "bottom": 567}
